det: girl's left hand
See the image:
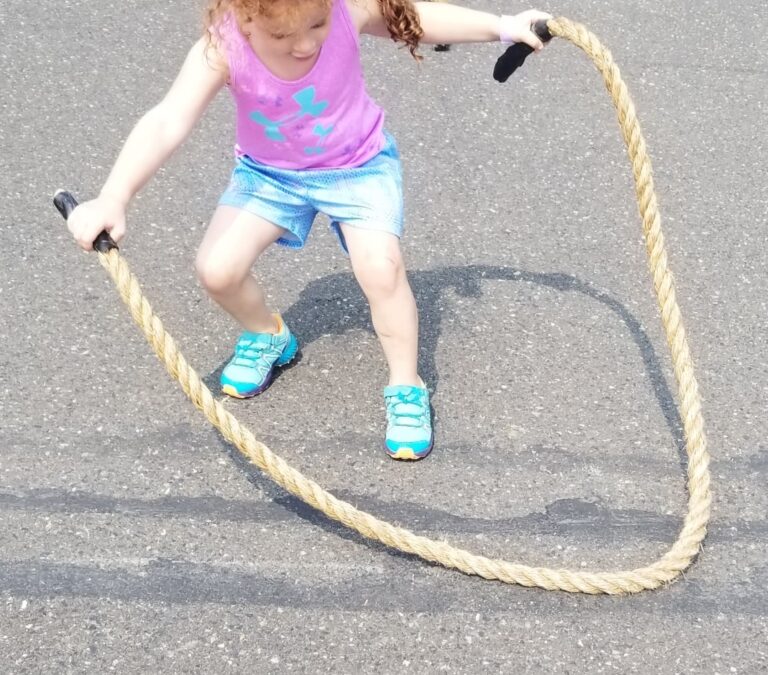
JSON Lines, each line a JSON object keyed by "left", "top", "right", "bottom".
{"left": 500, "top": 9, "right": 553, "bottom": 50}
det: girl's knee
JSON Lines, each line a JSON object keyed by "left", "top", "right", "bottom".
{"left": 195, "top": 251, "right": 246, "bottom": 295}
{"left": 354, "top": 250, "right": 404, "bottom": 297}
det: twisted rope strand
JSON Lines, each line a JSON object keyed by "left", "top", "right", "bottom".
{"left": 88, "top": 17, "right": 710, "bottom": 593}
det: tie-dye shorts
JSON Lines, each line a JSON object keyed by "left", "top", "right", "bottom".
{"left": 218, "top": 132, "right": 403, "bottom": 253}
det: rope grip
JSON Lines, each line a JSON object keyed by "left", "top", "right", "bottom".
{"left": 493, "top": 19, "right": 553, "bottom": 83}
{"left": 53, "top": 190, "right": 119, "bottom": 253}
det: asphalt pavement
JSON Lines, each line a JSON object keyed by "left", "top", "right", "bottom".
{"left": 1, "top": 0, "right": 766, "bottom": 672}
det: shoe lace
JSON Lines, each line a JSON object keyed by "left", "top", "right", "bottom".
{"left": 386, "top": 389, "right": 428, "bottom": 428}
{"left": 232, "top": 336, "right": 279, "bottom": 370}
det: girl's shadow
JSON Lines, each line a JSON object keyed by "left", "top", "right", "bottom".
{"left": 205, "top": 264, "right": 686, "bottom": 455}
{"left": 204, "top": 265, "right": 688, "bottom": 545}
{"left": 283, "top": 264, "right": 684, "bottom": 451}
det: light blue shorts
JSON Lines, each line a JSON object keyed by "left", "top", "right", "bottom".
{"left": 218, "top": 132, "right": 404, "bottom": 252}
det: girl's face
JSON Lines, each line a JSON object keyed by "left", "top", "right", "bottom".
{"left": 248, "top": 2, "right": 332, "bottom": 62}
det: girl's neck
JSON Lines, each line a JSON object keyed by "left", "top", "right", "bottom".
{"left": 244, "top": 31, "right": 323, "bottom": 82}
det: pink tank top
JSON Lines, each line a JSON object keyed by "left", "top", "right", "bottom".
{"left": 216, "top": 0, "right": 386, "bottom": 170}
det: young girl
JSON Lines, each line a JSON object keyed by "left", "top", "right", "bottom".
{"left": 66, "top": 0, "right": 551, "bottom": 460}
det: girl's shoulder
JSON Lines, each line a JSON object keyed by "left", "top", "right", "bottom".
{"left": 344, "top": 0, "right": 384, "bottom": 35}
{"left": 205, "top": 12, "right": 240, "bottom": 79}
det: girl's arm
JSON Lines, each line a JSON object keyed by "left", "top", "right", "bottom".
{"left": 355, "top": 0, "right": 550, "bottom": 51}
{"left": 414, "top": 5, "right": 550, "bottom": 48}
{"left": 68, "top": 38, "right": 227, "bottom": 250}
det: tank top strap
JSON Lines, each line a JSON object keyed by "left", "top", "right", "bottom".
{"left": 211, "top": 11, "right": 255, "bottom": 90}
{"left": 334, "top": 0, "right": 361, "bottom": 47}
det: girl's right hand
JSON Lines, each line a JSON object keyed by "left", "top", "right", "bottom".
{"left": 67, "top": 194, "right": 127, "bottom": 251}
{"left": 500, "top": 10, "right": 553, "bottom": 50}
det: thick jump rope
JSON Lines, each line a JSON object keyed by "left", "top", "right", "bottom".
{"left": 54, "top": 18, "right": 711, "bottom": 594}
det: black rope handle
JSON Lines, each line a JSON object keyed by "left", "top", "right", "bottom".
{"left": 493, "top": 19, "right": 552, "bottom": 82}
{"left": 53, "top": 190, "right": 118, "bottom": 253}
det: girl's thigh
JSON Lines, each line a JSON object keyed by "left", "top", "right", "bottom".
{"left": 196, "top": 205, "right": 287, "bottom": 274}
{"left": 338, "top": 224, "right": 403, "bottom": 266}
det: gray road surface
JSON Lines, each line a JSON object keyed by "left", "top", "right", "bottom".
{"left": 1, "top": 0, "right": 766, "bottom": 672}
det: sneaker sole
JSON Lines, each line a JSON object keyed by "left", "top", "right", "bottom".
{"left": 386, "top": 442, "right": 433, "bottom": 461}
{"left": 221, "top": 369, "right": 275, "bottom": 399}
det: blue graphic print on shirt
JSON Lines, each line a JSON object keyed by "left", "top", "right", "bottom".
{"left": 249, "top": 86, "right": 334, "bottom": 155}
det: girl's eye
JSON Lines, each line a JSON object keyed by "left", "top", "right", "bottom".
{"left": 312, "top": 20, "right": 327, "bottom": 29}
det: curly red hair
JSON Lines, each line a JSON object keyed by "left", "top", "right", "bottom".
{"left": 204, "top": 0, "right": 423, "bottom": 59}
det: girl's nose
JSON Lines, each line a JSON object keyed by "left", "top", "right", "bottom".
{"left": 293, "top": 35, "right": 316, "bottom": 56}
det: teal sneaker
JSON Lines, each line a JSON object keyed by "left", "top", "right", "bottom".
{"left": 220, "top": 314, "right": 298, "bottom": 398}
{"left": 383, "top": 383, "right": 433, "bottom": 460}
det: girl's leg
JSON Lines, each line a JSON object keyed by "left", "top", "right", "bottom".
{"left": 340, "top": 224, "right": 432, "bottom": 459}
{"left": 197, "top": 206, "right": 299, "bottom": 398}
{"left": 338, "top": 224, "right": 420, "bottom": 387}
{"left": 195, "top": 205, "right": 285, "bottom": 333}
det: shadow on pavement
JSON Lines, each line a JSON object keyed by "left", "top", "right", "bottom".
{"left": 206, "top": 264, "right": 688, "bottom": 548}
